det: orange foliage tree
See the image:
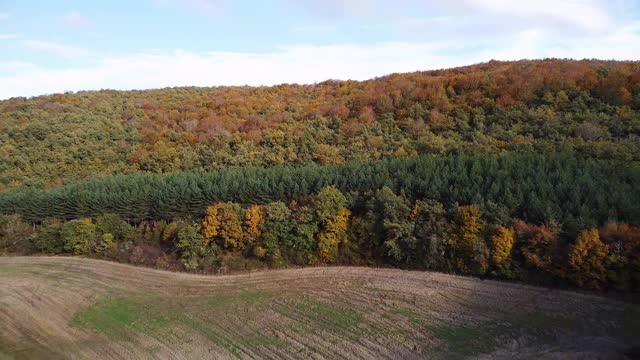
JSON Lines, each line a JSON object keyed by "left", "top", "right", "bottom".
{"left": 514, "top": 220, "right": 561, "bottom": 276}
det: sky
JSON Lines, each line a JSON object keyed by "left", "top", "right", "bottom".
{"left": 0, "top": 0, "right": 639, "bottom": 99}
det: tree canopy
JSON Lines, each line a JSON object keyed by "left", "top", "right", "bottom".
{"left": 0, "top": 59, "right": 639, "bottom": 189}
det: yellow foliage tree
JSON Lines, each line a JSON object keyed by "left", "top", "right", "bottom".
{"left": 202, "top": 202, "right": 244, "bottom": 250}
{"left": 449, "top": 205, "right": 488, "bottom": 275}
{"left": 491, "top": 225, "right": 515, "bottom": 268}
{"left": 568, "top": 228, "right": 609, "bottom": 289}
{"left": 318, "top": 208, "right": 350, "bottom": 263}
{"left": 202, "top": 202, "right": 224, "bottom": 243}
{"left": 313, "top": 144, "right": 344, "bottom": 165}
{"left": 243, "top": 205, "right": 264, "bottom": 243}
{"left": 161, "top": 222, "right": 178, "bottom": 242}
{"left": 217, "top": 205, "right": 244, "bottom": 250}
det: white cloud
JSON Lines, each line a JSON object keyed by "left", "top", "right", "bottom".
{"left": 292, "top": 0, "right": 616, "bottom": 33}
{"left": 542, "top": 22, "right": 640, "bottom": 59}
{"left": 463, "top": 0, "right": 611, "bottom": 31}
{"left": 1, "top": 24, "right": 639, "bottom": 100}
{"left": 63, "top": 11, "right": 92, "bottom": 28}
{"left": 21, "top": 40, "right": 91, "bottom": 59}
{"left": 1, "top": 0, "right": 637, "bottom": 99}
{"left": 0, "top": 61, "right": 37, "bottom": 74}
{"left": 0, "top": 44, "right": 442, "bottom": 99}
{"left": 154, "top": 0, "right": 224, "bottom": 15}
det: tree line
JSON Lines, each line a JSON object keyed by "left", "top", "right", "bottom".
{"left": 0, "top": 152, "right": 638, "bottom": 293}
{"left": 0, "top": 153, "right": 638, "bottom": 235}
{"left": 1, "top": 185, "right": 638, "bottom": 293}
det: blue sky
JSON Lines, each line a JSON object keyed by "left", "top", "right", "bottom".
{"left": 1, "top": 0, "right": 639, "bottom": 99}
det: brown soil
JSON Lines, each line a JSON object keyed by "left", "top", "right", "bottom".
{"left": 0, "top": 256, "right": 638, "bottom": 359}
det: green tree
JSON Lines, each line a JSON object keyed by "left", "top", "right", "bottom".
{"left": 412, "top": 200, "right": 449, "bottom": 270}
{"left": 32, "top": 220, "right": 64, "bottom": 254}
{"left": 288, "top": 204, "right": 319, "bottom": 264}
{"left": 373, "top": 188, "right": 416, "bottom": 265}
{"left": 313, "top": 186, "right": 348, "bottom": 222}
{"left": 61, "top": 219, "right": 96, "bottom": 255}
{"left": 176, "top": 224, "right": 205, "bottom": 271}
{"left": 94, "top": 233, "right": 116, "bottom": 256}
{"left": 95, "top": 213, "right": 131, "bottom": 241}
{"left": 260, "top": 201, "right": 293, "bottom": 262}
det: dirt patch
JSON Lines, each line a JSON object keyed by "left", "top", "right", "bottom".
{"left": 1, "top": 256, "right": 638, "bottom": 359}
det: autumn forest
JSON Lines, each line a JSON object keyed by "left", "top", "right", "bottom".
{"left": 1, "top": 59, "right": 639, "bottom": 293}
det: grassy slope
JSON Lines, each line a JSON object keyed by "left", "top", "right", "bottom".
{"left": 0, "top": 257, "right": 638, "bottom": 359}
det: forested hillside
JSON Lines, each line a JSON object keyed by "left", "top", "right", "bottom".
{"left": 1, "top": 59, "right": 640, "bottom": 293}
{"left": 1, "top": 59, "right": 639, "bottom": 189}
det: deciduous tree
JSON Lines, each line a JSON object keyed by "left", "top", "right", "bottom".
{"left": 61, "top": 219, "right": 96, "bottom": 255}
{"left": 243, "top": 205, "right": 264, "bottom": 243}
{"left": 449, "top": 205, "right": 488, "bottom": 275}
{"left": 568, "top": 229, "right": 608, "bottom": 289}
{"left": 490, "top": 225, "right": 515, "bottom": 277}
{"left": 514, "top": 220, "right": 562, "bottom": 277}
